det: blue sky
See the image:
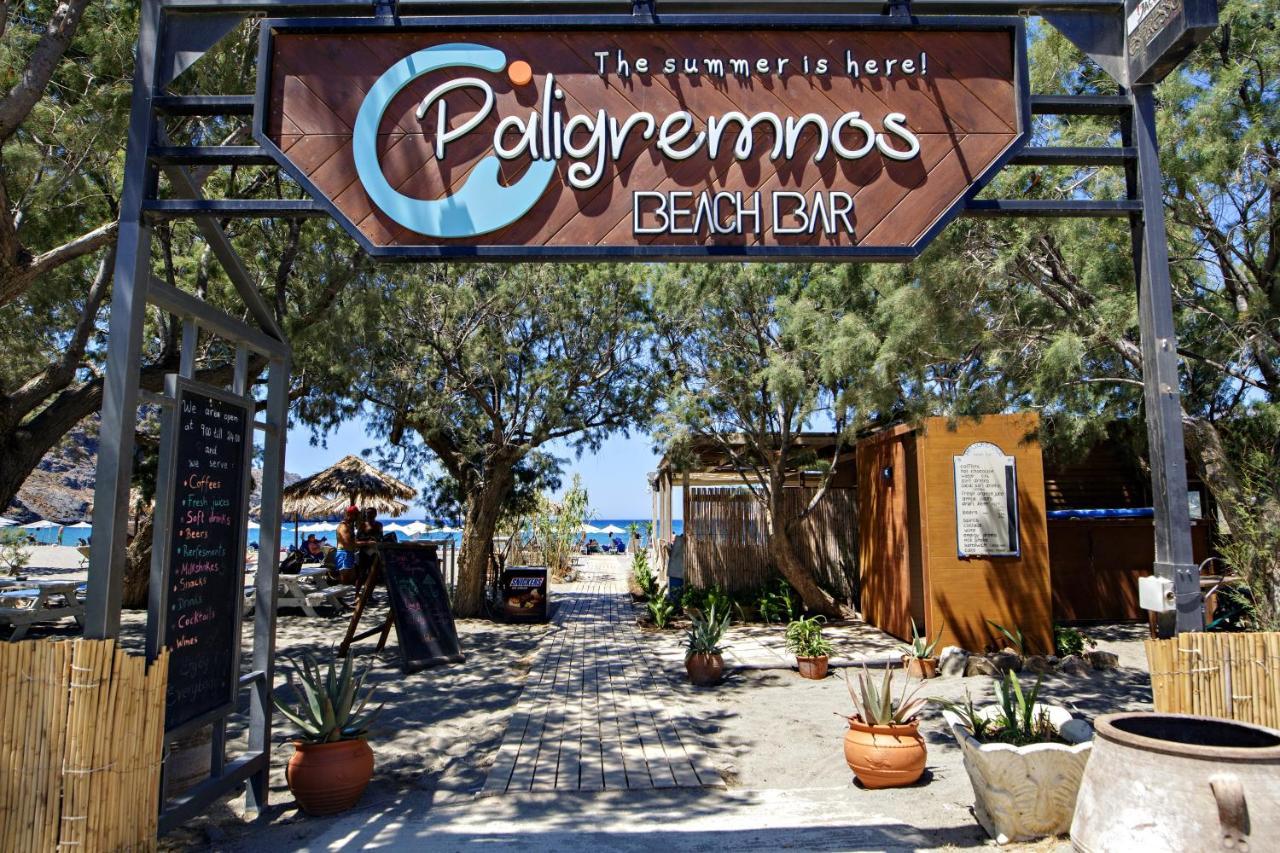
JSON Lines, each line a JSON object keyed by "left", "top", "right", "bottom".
{"left": 284, "top": 419, "right": 673, "bottom": 519}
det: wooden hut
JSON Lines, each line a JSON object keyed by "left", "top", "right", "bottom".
{"left": 856, "top": 414, "right": 1054, "bottom": 654}
{"left": 652, "top": 435, "right": 857, "bottom": 601}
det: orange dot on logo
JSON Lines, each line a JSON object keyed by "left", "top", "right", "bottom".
{"left": 508, "top": 60, "right": 533, "bottom": 87}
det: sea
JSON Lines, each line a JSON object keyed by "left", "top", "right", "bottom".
{"left": 32, "top": 518, "right": 684, "bottom": 549}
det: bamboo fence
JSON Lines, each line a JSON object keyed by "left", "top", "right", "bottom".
{"left": 684, "top": 487, "right": 858, "bottom": 601}
{"left": 1145, "top": 632, "right": 1280, "bottom": 730}
{"left": 0, "top": 639, "right": 168, "bottom": 852}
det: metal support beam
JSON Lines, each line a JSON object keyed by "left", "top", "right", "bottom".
{"left": 963, "top": 199, "right": 1141, "bottom": 217}
{"left": 143, "top": 198, "right": 327, "bottom": 218}
{"left": 86, "top": 0, "right": 163, "bottom": 638}
{"left": 1010, "top": 146, "right": 1135, "bottom": 166}
{"left": 1129, "top": 85, "right": 1200, "bottom": 636}
{"left": 246, "top": 353, "right": 290, "bottom": 814}
{"left": 1030, "top": 94, "right": 1130, "bottom": 115}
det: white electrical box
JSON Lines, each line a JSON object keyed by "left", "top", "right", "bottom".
{"left": 1139, "top": 575, "right": 1175, "bottom": 613}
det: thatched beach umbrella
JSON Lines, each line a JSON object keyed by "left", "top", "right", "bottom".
{"left": 282, "top": 455, "right": 416, "bottom": 545}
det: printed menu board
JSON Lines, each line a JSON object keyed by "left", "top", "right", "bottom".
{"left": 953, "top": 442, "right": 1020, "bottom": 558}
{"left": 379, "top": 544, "right": 464, "bottom": 673}
{"left": 163, "top": 384, "right": 252, "bottom": 730}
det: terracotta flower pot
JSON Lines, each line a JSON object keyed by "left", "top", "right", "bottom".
{"left": 796, "top": 655, "right": 829, "bottom": 680}
{"left": 286, "top": 738, "right": 374, "bottom": 816}
{"left": 903, "top": 655, "right": 939, "bottom": 679}
{"left": 685, "top": 652, "right": 724, "bottom": 686}
{"left": 843, "top": 719, "right": 927, "bottom": 789}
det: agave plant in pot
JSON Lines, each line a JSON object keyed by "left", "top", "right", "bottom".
{"left": 900, "top": 619, "right": 945, "bottom": 679}
{"left": 683, "top": 603, "right": 730, "bottom": 686}
{"left": 273, "top": 651, "right": 383, "bottom": 816}
{"left": 937, "top": 670, "right": 1092, "bottom": 844}
{"left": 838, "top": 665, "right": 928, "bottom": 789}
{"left": 785, "top": 615, "right": 833, "bottom": 679}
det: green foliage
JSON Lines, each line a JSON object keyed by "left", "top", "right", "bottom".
{"left": 631, "top": 549, "right": 656, "bottom": 598}
{"left": 901, "top": 619, "right": 946, "bottom": 660}
{"left": 936, "top": 670, "right": 1059, "bottom": 747}
{"left": 757, "top": 578, "right": 799, "bottom": 623}
{"left": 683, "top": 603, "right": 731, "bottom": 659}
{"left": 646, "top": 589, "right": 675, "bottom": 629}
{"left": 784, "top": 615, "right": 833, "bottom": 658}
{"left": 986, "top": 620, "right": 1026, "bottom": 656}
{"left": 531, "top": 475, "right": 590, "bottom": 579}
{"left": 1213, "top": 444, "right": 1280, "bottom": 631}
{"left": 272, "top": 652, "right": 383, "bottom": 745}
{"left": 842, "top": 665, "right": 926, "bottom": 726}
{"left": 680, "top": 583, "right": 731, "bottom": 618}
{"left": 1053, "top": 624, "right": 1095, "bottom": 658}
{"left": 0, "top": 529, "right": 31, "bottom": 576}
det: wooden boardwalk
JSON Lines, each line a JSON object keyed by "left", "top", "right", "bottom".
{"left": 481, "top": 559, "right": 721, "bottom": 794}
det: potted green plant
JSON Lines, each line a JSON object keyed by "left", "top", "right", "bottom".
{"left": 900, "top": 618, "right": 945, "bottom": 679}
{"left": 629, "top": 550, "right": 656, "bottom": 601}
{"left": 646, "top": 587, "right": 675, "bottom": 629}
{"left": 273, "top": 651, "right": 383, "bottom": 816}
{"left": 785, "top": 615, "right": 833, "bottom": 679}
{"left": 937, "top": 670, "right": 1093, "bottom": 844}
{"left": 683, "top": 603, "right": 730, "bottom": 686}
{"left": 837, "top": 665, "right": 928, "bottom": 789}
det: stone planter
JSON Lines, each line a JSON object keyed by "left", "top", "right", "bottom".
{"left": 942, "top": 705, "right": 1092, "bottom": 845}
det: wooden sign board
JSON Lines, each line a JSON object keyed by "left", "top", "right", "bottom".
{"left": 953, "top": 442, "right": 1020, "bottom": 558}
{"left": 256, "top": 18, "right": 1027, "bottom": 260}
{"left": 380, "top": 544, "right": 465, "bottom": 672}
{"left": 151, "top": 379, "right": 253, "bottom": 732}
{"left": 1125, "top": 0, "right": 1218, "bottom": 85}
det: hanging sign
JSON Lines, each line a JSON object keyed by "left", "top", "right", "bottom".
{"left": 953, "top": 442, "right": 1020, "bottom": 559}
{"left": 150, "top": 378, "right": 253, "bottom": 732}
{"left": 256, "top": 19, "right": 1027, "bottom": 259}
{"left": 1125, "top": 0, "right": 1218, "bottom": 85}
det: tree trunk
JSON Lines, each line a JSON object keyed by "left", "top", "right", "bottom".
{"left": 452, "top": 463, "right": 516, "bottom": 618}
{"left": 122, "top": 505, "right": 154, "bottom": 610}
{"left": 765, "top": 497, "right": 844, "bottom": 618}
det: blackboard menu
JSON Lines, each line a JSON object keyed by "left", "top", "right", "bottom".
{"left": 380, "top": 544, "right": 464, "bottom": 672}
{"left": 163, "top": 385, "right": 251, "bottom": 730}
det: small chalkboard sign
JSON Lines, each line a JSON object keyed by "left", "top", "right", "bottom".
{"left": 153, "top": 378, "right": 253, "bottom": 732}
{"left": 379, "top": 543, "right": 464, "bottom": 672}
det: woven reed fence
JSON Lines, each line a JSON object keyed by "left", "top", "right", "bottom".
{"left": 1145, "top": 632, "right": 1280, "bottom": 730}
{"left": 685, "top": 487, "right": 857, "bottom": 601}
{"left": 0, "top": 639, "right": 168, "bottom": 852}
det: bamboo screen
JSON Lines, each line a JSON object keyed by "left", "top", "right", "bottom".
{"left": 1145, "top": 632, "right": 1280, "bottom": 730}
{"left": 684, "top": 487, "right": 857, "bottom": 601}
{"left": 0, "top": 639, "right": 168, "bottom": 851}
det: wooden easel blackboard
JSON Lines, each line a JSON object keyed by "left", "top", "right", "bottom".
{"left": 340, "top": 543, "right": 464, "bottom": 672}
{"left": 149, "top": 378, "right": 253, "bottom": 731}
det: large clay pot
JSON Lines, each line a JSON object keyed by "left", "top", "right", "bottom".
{"left": 797, "top": 655, "right": 829, "bottom": 680}
{"left": 942, "top": 704, "right": 1091, "bottom": 845}
{"left": 903, "top": 656, "right": 939, "bottom": 679}
{"left": 685, "top": 652, "right": 724, "bottom": 686}
{"left": 843, "top": 719, "right": 926, "bottom": 789}
{"left": 286, "top": 738, "right": 374, "bottom": 816}
{"left": 1072, "top": 713, "right": 1280, "bottom": 852}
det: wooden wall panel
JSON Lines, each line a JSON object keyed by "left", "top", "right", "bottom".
{"left": 857, "top": 426, "right": 914, "bottom": 640}
{"left": 263, "top": 28, "right": 1021, "bottom": 251}
{"left": 1050, "top": 518, "right": 1212, "bottom": 622}
{"left": 913, "top": 414, "right": 1052, "bottom": 653}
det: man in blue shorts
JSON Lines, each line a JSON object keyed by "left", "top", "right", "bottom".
{"left": 335, "top": 505, "right": 359, "bottom": 581}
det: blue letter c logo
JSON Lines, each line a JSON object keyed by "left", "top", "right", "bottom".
{"left": 352, "top": 44, "right": 555, "bottom": 239}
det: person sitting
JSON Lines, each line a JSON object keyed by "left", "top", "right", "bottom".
{"left": 303, "top": 535, "right": 324, "bottom": 561}
{"left": 612, "top": 535, "right": 625, "bottom": 554}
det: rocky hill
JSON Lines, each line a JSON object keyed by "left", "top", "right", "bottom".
{"left": 7, "top": 419, "right": 300, "bottom": 522}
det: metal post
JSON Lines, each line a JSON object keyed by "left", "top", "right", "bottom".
{"left": 246, "top": 353, "right": 289, "bottom": 814}
{"left": 1130, "top": 84, "right": 1201, "bottom": 636}
{"left": 85, "top": 0, "right": 163, "bottom": 638}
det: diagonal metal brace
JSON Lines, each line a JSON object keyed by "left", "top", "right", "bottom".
{"left": 157, "top": 152, "right": 286, "bottom": 341}
{"left": 1042, "top": 10, "right": 1127, "bottom": 86}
